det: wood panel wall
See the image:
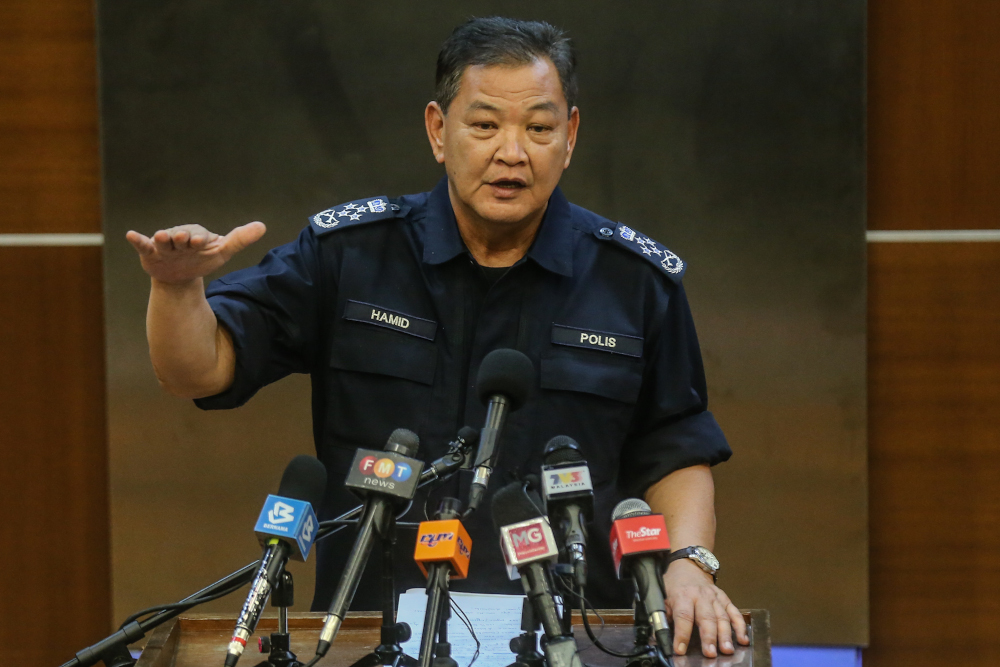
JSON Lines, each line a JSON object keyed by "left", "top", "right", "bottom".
{"left": 0, "top": 0, "right": 110, "bottom": 665}
{"left": 866, "top": 1, "right": 1000, "bottom": 665}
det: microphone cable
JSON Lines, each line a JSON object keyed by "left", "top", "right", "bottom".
{"left": 552, "top": 569, "right": 674, "bottom": 667}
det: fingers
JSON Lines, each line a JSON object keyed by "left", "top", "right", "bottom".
{"left": 125, "top": 230, "right": 154, "bottom": 255}
{"left": 728, "top": 600, "right": 750, "bottom": 645}
{"left": 696, "top": 595, "right": 720, "bottom": 658}
{"left": 671, "top": 597, "right": 695, "bottom": 655}
{"left": 220, "top": 221, "right": 267, "bottom": 260}
{"left": 715, "top": 600, "right": 734, "bottom": 654}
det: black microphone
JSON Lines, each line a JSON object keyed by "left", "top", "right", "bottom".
{"left": 609, "top": 498, "right": 673, "bottom": 655}
{"left": 466, "top": 349, "right": 534, "bottom": 514}
{"left": 224, "top": 455, "right": 327, "bottom": 667}
{"left": 314, "top": 429, "right": 424, "bottom": 658}
{"left": 541, "top": 436, "right": 594, "bottom": 590}
{"left": 491, "top": 481, "right": 583, "bottom": 667}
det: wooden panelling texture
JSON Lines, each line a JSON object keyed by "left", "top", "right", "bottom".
{"left": 0, "top": 0, "right": 101, "bottom": 234}
{"left": 867, "top": 1, "right": 1000, "bottom": 666}
{"left": 869, "top": 1, "right": 1000, "bottom": 230}
{"left": 0, "top": 0, "right": 110, "bottom": 665}
{"left": 866, "top": 244, "right": 1000, "bottom": 665}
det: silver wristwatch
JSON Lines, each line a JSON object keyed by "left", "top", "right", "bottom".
{"left": 667, "top": 546, "right": 720, "bottom": 582}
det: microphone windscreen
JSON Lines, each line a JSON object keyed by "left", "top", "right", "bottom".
{"left": 543, "top": 435, "right": 584, "bottom": 464}
{"left": 475, "top": 349, "right": 534, "bottom": 410}
{"left": 611, "top": 498, "right": 652, "bottom": 521}
{"left": 457, "top": 425, "right": 480, "bottom": 448}
{"left": 277, "top": 455, "right": 328, "bottom": 509}
{"left": 386, "top": 428, "right": 420, "bottom": 457}
{"left": 491, "top": 480, "right": 543, "bottom": 532}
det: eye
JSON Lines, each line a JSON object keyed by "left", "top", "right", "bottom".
{"left": 473, "top": 122, "right": 496, "bottom": 131}
{"left": 528, "top": 124, "right": 552, "bottom": 133}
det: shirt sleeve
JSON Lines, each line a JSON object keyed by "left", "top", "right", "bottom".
{"left": 618, "top": 281, "right": 732, "bottom": 498}
{"left": 194, "top": 226, "right": 326, "bottom": 410}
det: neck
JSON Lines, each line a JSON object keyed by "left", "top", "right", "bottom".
{"left": 448, "top": 183, "right": 547, "bottom": 268}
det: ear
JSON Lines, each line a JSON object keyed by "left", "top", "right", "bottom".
{"left": 563, "top": 106, "right": 580, "bottom": 169}
{"left": 425, "top": 101, "right": 447, "bottom": 164}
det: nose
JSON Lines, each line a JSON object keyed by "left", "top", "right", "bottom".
{"left": 494, "top": 128, "right": 528, "bottom": 166}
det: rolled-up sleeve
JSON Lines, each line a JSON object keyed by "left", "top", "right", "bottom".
{"left": 195, "top": 226, "right": 325, "bottom": 410}
{"left": 618, "top": 281, "right": 731, "bottom": 498}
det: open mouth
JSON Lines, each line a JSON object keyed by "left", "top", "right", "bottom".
{"left": 489, "top": 179, "right": 527, "bottom": 190}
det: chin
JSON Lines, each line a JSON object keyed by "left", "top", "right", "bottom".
{"left": 471, "top": 196, "right": 540, "bottom": 226}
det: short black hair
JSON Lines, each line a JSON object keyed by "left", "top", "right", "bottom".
{"left": 435, "top": 17, "right": 578, "bottom": 116}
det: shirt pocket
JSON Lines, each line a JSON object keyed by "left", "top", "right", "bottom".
{"left": 540, "top": 351, "right": 643, "bottom": 404}
{"left": 329, "top": 322, "right": 437, "bottom": 385}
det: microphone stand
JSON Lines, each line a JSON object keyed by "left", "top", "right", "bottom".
{"left": 506, "top": 598, "right": 544, "bottom": 667}
{"left": 255, "top": 570, "right": 301, "bottom": 667}
{"left": 348, "top": 512, "right": 418, "bottom": 667}
{"left": 624, "top": 604, "right": 659, "bottom": 667}
{"left": 417, "top": 498, "right": 465, "bottom": 667}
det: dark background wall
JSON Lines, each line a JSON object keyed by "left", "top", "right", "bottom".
{"left": 4, "top": 1, "right": 1000, "bottom": 665}
{"left": 97, "top": 0, "right": 868, "bottom": 647}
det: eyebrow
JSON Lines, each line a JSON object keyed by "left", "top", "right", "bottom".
{"left": 466, "top": 100, "right": 561, "bottom": 114}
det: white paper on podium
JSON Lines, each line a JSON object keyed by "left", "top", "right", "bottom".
{"left": 396, "top": 589, "right": 526, "bottom": 667}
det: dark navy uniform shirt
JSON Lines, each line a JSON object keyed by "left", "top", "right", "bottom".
{"left": 196, "top": 177, "right": 731, "bottom": 609}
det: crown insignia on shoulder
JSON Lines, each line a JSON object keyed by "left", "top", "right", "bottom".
{"left": 309, "top": 196, "right": 402, "bottom": 235}
{"left": 609, "top": 223, "right": 685, "bottom": 282}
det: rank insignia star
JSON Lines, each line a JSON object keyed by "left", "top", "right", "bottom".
{"left": 309, "top": 195, "right": 397, "bottom": 236}
{"left": 607, "top": 222, "right": 686, "bottom": 282}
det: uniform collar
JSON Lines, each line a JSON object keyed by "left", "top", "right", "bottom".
{"left": 421, "top": 177, "right": 574, "bottom": 277}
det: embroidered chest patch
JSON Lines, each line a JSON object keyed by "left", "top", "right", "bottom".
{"left": 343, "top": 300, "right": 437, "bottom": 341}
{"left": 552, "top": 324, "right": 643, "bottom": 358}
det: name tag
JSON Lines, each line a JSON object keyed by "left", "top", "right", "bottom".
{"left": 344, "top": 300, "right": 437, "bottom": 341}
{"left": 551, "top": 324, "right": 642, "bottom": 358}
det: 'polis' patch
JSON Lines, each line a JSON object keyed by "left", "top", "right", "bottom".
{"left": 344, "top": 300, "right": 437, "bottom": 341}
{"left": 552, "top": 324, "right": 643, "bottom": 358}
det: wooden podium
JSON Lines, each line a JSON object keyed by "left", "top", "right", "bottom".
{"left": 134, "top": 610, "right": 770, "bottom": 667}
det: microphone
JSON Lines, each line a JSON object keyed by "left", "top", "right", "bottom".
{"left": 414, "top": 498, "right": 471, "bottom": 667}
{"left": 541, "top": 436, "right": 594, "bottom": 590}
{"left": 492, "top": 481, "right": 583, "bottom": 667}
{"left": 224, "top": 455, "right": 327, "bottom": 667}
{"left": 466, "top": 349, "right": 534, "bottom": 514}
{"left": 609, "top": 499, "right": 673, "bottom": 655}
{"left": 314, "top": 429, "right": 424, "bottom": 659}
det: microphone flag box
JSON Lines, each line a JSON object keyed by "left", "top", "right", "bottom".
{"left": 344, "top": 448, "right": 424, "bottom": 501}
{"left": 541, "top": 462, "right": 593, "bottom": 500}
{"left": 414, "top": 519, "right": 473, "bottom": 579}
{"left": 254, "top": 495, "right": 319, "bottom": 562}
{"left": 609, "top": 513, "right": 670, "bottom": 576}
{"left": 499, "top": 517, "right": 558, "bottom": 580}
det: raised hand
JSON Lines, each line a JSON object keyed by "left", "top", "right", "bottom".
{"left": 125, "top": 222, "right": 267, "bottom": 284}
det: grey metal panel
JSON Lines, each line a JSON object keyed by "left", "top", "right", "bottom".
{"left": 99, "top": 0, "right": 867, "bottom": 644}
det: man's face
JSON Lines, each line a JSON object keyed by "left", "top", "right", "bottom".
{"left": 425, "top": 57, "right": 580, "bottom": 228}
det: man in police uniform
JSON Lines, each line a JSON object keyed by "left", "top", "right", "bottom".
{"left": 127, "top": 17, "right": 749, "bottom": 658}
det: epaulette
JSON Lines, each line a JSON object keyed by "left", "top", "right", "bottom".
{"left": 309, "top": 196, "right": 407, "bottom": 236}
{"left": 595, "top": 222, "right": 685, "bottom": 283}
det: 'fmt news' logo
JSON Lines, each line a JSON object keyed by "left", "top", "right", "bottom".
{"left": 358, "top": 455, "right": 413, "bottom": 482}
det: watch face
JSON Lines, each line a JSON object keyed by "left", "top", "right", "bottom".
{"left": 694, "top": 547, "right": 720, "bottom": 572}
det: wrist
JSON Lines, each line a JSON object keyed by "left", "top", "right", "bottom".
{"left": 151, "top": 276, "right": 204, "bottom": 292}
{"left": 667, "top": 557, "right": 714, "bottom": 583}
